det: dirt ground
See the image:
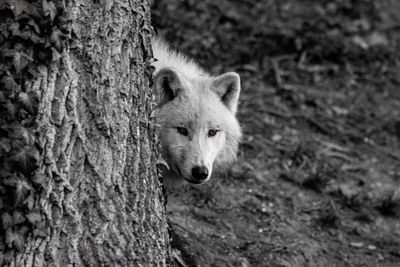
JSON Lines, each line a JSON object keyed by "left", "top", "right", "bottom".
{"left": 152, "top": 1, "right": 400, "bottom": 266}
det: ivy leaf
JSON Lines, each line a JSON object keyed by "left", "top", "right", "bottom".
{"left": 18, "top": 225, "right": 30, "bottom": 236}
{"left": 18, "top": 91, "right": 39, "bottom": 114}
{"left": 31, "top": 172, "right": 46, "bottom": 187}
{"left": 15, "top": 13, "right": 32, "bottom": 22}
{"left": 3, "top": 174, "right": 31, "bottom": 206}
{"left": 51, "top": 47, "right": 62, "bottom": 61}
{"left": 33, "top": 228, "right": 48, "bottom": 238}
{"left": 42, "top": 0, "right": 57, "bottom": 22}
{"left": 21, "top": 3, "right": 42, "bottom": 21}
{"left": 8, "top": 143, "right": 39, "bottom": 175}
{"left": 1, "top": 75, "right": 18, "bottom": 93}
{"left": 0, "top": 91, "right": 6, "bottom": 104}
{"left": 27, "top": 19, "right": 40, "bottom": 34}
{"left": 50, "top": 28, "right": 63, "bottom": 51}
{"left": 0, "top": 137, "right": 11, "bottom": 154}
{"left": 9, "top": 124, "right": 35, "bottom": 145}
{"left": 13, "top": 51, "right": 29, "bottom": 74}
{"left": 59, "top": 10, "right": 74, "bottom": 23}
{"left": 1, "top": 48, "right": 17, "bottom": 57}
{"left": 23, "top": 192, "right": 34, "bottom": 210}
{"left": 5, "top": 100, "right": 17, "bottom": 121}
{"left": 8, "top": 22, "right": 20, "bottom": 35}
{"left": 0, "top": 21, "right": 10, "bottom": 39}
{"left": 33, "top": 220, "right": 48, "bottom": 237}
{"left": 26, "top": 209, "right": 41, "bottom": 224}
{"left": 12, "top": 231, "right": 24, "bottom": 252}
{"left": 12, "top": 210, "right": 25, "bottom": 224}
{"left": 4, "top": 224, "right": 29, "bottom": 252}
{"left": 1, "top": 212, "right": 12, "bottom": 229}
{"left": 27, "top": 64, "right": 40, "bottom": 78}
{"left": 5, "top": 228, "right": 13, "bottom": 248}
{"left": 18, "top": 29, "right": 42, "bottom": 44}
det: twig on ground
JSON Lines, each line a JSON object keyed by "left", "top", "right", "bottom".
{"left": 297, "top": 52, "right": 339, "bottom": 73}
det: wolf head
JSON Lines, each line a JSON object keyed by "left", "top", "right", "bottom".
{"left": 153, "top": 67, "right": 241, "bottom": 184}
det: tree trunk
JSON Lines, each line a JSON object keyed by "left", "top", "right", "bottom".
{"left": 0, "top": 0, "right": 172, "bottom": 266}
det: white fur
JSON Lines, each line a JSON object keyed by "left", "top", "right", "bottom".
{"left": 152, "top": 37, "right": 241, "bottom": 184}
{"left": 152, "top": 36, "right": 208, "bottom": 79}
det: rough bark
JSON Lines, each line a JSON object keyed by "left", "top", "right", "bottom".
{"left": 0, "top": 0, "right": 171, "bottom": 266}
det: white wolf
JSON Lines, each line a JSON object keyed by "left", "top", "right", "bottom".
{"left": 152, "top": 37, "right": 242, "bottom": 184}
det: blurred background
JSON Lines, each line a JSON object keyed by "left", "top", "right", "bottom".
{"left": 152, "top": 0, "right": 400, "bottom": 266}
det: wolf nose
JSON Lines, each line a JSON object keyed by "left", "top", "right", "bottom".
{"left": 191, "top": 166, "right": 209, "bottom": 181}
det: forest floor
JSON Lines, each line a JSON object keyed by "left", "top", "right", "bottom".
{"left": 152, "top": 1, "right": 400, "bottom": 266}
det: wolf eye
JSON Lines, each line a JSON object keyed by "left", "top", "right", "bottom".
{"left": 177, "top": 127, "right": 188, "bottom": 136}
{"left": 208, "top": 129, "right": 218, "bottom": 137}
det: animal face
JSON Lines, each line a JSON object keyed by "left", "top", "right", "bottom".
{"left": 154, "top": 68, "right": 241, "bottom": 184}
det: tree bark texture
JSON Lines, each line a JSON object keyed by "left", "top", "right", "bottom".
{"left": 0, "top": 0, "right": 171, "bottom": 266}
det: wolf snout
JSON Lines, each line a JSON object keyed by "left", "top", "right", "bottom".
{"left": 191, "top": 166, "right": 209, "bottom": 183}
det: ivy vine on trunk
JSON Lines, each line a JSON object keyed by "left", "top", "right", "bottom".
{"left": 0, "top": 0, "right": 172, "bottom": 266}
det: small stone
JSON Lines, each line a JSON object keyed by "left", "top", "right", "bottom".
{"left": 271, "top": 134, "right": 282, "bottom": 142}
{"left": 368, "top": 245, "right": 377, "bottom": 250}
{"left": 350, "top": 242, "right": 364, "bottom": 248}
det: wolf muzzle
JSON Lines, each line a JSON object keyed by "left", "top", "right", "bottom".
{"left": 191, "top": 165, "right": 209, "bottom": 183}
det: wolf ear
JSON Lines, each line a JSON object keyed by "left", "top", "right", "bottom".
{"left": 211, "top": 72, "right": 241, "bottom": 114}
{"left": 153, "top": 68, "right": 184, "bottom": 106}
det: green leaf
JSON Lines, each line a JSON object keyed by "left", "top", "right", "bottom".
{"left": 15, "top": 29, "right": 42, "bottom": 44}
{"left": 51, "top": 47, "right": 62, "bottom": 61}
{"left": 59, "top": 10, "right": 74, "bottom": 23}
{"left": 3, "top": 174, "right": 31, "bottom": 205}
{"left": 26, "top": 209, "right": 41, "bottom": 224}
{"left": 0, "top": 21, "right": 10, "bottom": 39}
{"left": 8, "top": 22, "right": 20, "bottom": 35}
{"left": 15, "top": 13, "right": 32, "bottom": 22}
{"left": 5, "top": 100, "right": 17, "bottom": 121}
{"left": 18, "top": 92, "right": 30, "bottom": 111}
{"left": 32, "top": 220, "right": 48, "bottom": 237}
{"left": 5, "top": 228, "right": 13, "bottom": 248}
{"left": 8, "top": 143, "right": 39, "bottom": 175}
{"left": 1, "top": 48, "right": 17, "bottom": 57}
{"left": 13, "top": 51, "right": 33, "bottom": 74}
{"left": 31, "top": 172, "right": 46, "bottom": 187}
{"left": 1, "top": 212, "right": 12, "bottom": 229}
{"left": 9, "top": 124, "right": 35, "bottom": 145}
{"left": 1, "top": 75, "right": 18, "bottom": 93}
{"left": 13, "top": 231, "right": 24, "bottom": 251}
{"left": 2, "top": 173, "right": 20, "bottom": 187}
{"left": 23, "top": 192, "right": 34, "bottom": 209}
{"left": 42, "top": 0, "right": 57, "bottom": 22}
{"left": 18, "top": 91, "right": 38, "bottom": 114}
{"left": 0, "top": 137, "right": 11, "bottom": 154}
{"left": 0, "top": 91, "right": 6, "bottom": 104}
{"left": 13, "top": 51, "right": 22, "bottom": 74}
{"left": 50, "top": 28, "right": 63, "bottom": 51}
{"left": 27, "top": 19, "right": 40, "bottom": 34}
{"left": 21, "top": 3, "right": 41, "bottom": 20}
{"left": 12, "top": 210, "right": 25, "bottom": 224}
{"left": 18, "top": 225, "right": 29, "bottom": 236}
